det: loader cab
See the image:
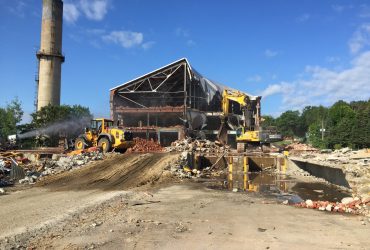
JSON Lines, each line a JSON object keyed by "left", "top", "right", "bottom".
{"left": 90, "top": 119, "right": 114, "bottom": 134}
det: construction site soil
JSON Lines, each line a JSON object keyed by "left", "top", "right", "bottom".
{"left": 36, "top": 152, "right": 180, "bottom": 191}
{"left": 1, "top": 152, "right": 369, "bottom": 249}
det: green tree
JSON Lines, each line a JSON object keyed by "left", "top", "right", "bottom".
{"left": 350, "top": 100, "right": 370, "bottom": 148}
{"left": 327, "top": 100, "right": 356, "bottom": 148}
{"left": 301, "top": 105, "right": 328, "bottom": 131}
{"left": 307, "top": 122, "right": 328, "bottom": 148}
{"left": 276, "top": 110, "right": 304, "bottom": 138}
{"left": 0, "top": 98, "right": 23, "bottom": 142}
{"left": 30, "top": 104, "right": 92, "bottom": 146}
{"left": 301, "top": 106, "right": 328, "bottom": 145}
{"left": 271, "top": 99, "right": 369, "bottom": 149}
{"left": 261, "top": 115, "right": 276, "bottom": 127}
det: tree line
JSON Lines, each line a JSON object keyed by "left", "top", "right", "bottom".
{"left": 262, "top": 99, "right": 370, "bottom": 149}
{"left": 1, "top": 98, "right": 369, "bottom": 149}
{"left": 0, "top": 99, "right": 91, "bottom": 147}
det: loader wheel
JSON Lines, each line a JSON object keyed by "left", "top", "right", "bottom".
{"left": 98, "top": 137, "right": 111, "bottom": 153}
{"left": 75, "top": 137, "right": 86, "bottom": 150}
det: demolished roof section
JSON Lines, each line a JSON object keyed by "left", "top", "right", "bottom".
{"left": 110, "top": 58, "right": 260, "bottom": 103}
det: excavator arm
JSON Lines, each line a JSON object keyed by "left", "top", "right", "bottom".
{"left": 217, "top": 89, "right": 262, "bottom": 146}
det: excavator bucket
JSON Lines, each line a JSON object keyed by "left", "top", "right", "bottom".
{"left": 217, "top": 120, "right": 229, "bottom": 145}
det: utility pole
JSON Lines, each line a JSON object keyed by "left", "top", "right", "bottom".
{"left": 319, "top": 119, "right": 325, "bottom": 141}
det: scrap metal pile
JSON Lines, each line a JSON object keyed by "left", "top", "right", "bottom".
{"left": 0, "top": 151, "right": 31, "bottom": 187}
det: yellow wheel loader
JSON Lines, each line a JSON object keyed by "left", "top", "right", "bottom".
{"left": 74, "top": 118, "right": 134, "bottom": 153}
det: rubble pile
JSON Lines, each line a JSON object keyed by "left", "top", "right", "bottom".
{"left": 0, "top": 152, "right": 24, "bottom": 187}
{"left": 130, "top": 138, "right": 163, "bottom": 152}
{"left": 164, "top": 138, "right": 229, "bottom": 179}
{"left": 293, "top": 197, "right": 370, "bottom": 216}
{"left": 166, "top": 152, "right": 203, "bottom": 179}
{"left": 0, "top": 161, "right": 13, "bottom": 187}
{"left": 18, "top": 150, "right": 105, "bottom": 184}
{"left": 166, "top": 138, "right": 229, "bottom": 154}
{"left": 285, "top": 142, "right": 318, "bottom": 153}
{"left": 294, "top": 148, "right": 370, "bottom": 169}
{"left": 291, "top": 147, "right": 370, "bottom": 202}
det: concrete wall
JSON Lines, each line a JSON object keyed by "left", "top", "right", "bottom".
{"left": 37, "top": 0, "right": 64, "bottom": 110}
{"left": 289, "top": 159, "right": 351, "bottom": 188}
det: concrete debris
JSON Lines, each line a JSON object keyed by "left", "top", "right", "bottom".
{"left": 341, "top": 197, "right": 354, "bottom": 205}
{"left": 293, "top": 198, "right": 370, "bottom": 216}
{"left": 0, "top": 156, "right": 17, "bottom": 187}
{"left": 166, "top": 138, "right": 230, "bottom": 154}
{"left": 165, "top": 151, "right": 204, "bottom": 179}
{"left": 305, "top": 199, "right": 313, "bottom": 208}
{"left": 285, "top": 143, "right": 318, "bottom": 152}
{"left": 175, "top": 222, "right": 189, "bottom": 233}
{"left": 16, "top": 150, "right": 105, "bottom": 185}
{"left": 130, "top": 138, "right": 163, "bottom": 152}
{"left": 0, "top": 187, "right": 5, "bottom": 194}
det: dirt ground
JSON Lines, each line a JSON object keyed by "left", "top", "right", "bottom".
{"left": 1, "top": 152, "right": 370, "bottom": 249}
{"left": 36, "top": 152, "right": 180, "bottom": 191}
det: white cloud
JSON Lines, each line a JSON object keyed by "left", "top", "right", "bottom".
{"left": 260, "top": 84, "right": 283, "bottom": 97}
{"left": 142, "top": 41, "right": 155, "bottom": 50}
{"left": 264, "top": 49, "right": 279, "bottom": 58}
{"left": 103, "top": 31, "right": 144, "bottom": 48}
{"left": 7, "top": 0, "right": 27, "bottom": 17}
{"left": 80, "top": 0, "right": 109, "bottom": 21}
{"left": 349, "top": 24, "right": 370, "bottom": 54}
{"left": 64, "top": 3, "right": 80, "bottom": 23}
{"left": 260, "top": 51, "right": 370, "bottom": 110}
{"left": 297, "top": 13, "right": 310, "bottom": 22}
{"left": 63, "top": 0, "right": 109, "bottom": 23}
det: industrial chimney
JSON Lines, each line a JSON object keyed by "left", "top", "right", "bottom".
{"left": 36, "top": 0, "right": 64, "bottom": 111}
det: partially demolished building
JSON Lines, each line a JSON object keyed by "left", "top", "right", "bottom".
{"left": 110, "top": 58, "right": 260, "bottom": 146}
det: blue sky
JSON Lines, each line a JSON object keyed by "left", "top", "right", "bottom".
{"left": 0, "top": 0, "right": 370, "bottom": 122}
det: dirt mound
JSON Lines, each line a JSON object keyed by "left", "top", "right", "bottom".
{"left": 37, "top": 152, "right": 179, "bottom": 191}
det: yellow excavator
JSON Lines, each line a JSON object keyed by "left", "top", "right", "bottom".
{"left": 75, "top": 118, "right": 134, "bottom": 153}
{"left": 218, "top": 89, "right": 281, "bottom": 152}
